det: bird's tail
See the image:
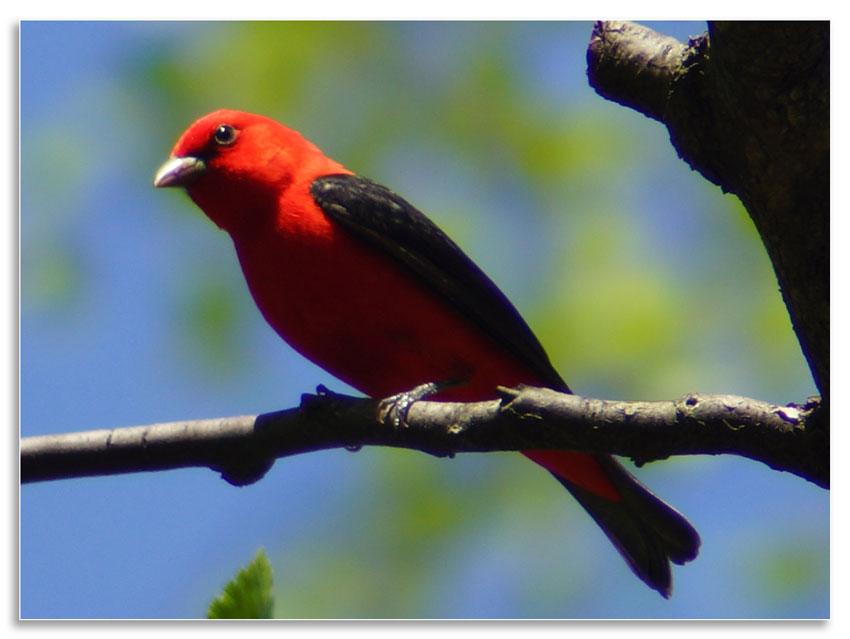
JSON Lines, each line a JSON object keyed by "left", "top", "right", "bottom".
{"left": 523, "top": 450, "right": 700, "bottom": 597}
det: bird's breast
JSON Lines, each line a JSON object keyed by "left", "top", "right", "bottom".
{"left": 232, "top": 209, "right": 536, "bottom": 401}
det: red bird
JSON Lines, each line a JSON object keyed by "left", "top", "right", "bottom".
{"left": 155, "top": 109, "right": 699, "bottom": 597}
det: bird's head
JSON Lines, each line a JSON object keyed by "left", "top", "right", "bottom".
{"left": 154, "top": 109, "right": 346, "bottom": 232}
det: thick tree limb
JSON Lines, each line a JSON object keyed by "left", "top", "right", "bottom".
{"left": 587, "top": 21, "right": 829, "bottom": 405}
{"left": 21, "top": 387, "right": 827, "bottom": 488}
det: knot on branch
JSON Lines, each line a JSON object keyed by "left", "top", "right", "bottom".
{"left": 213, "top": 452, "right": 275, "bottom": 487}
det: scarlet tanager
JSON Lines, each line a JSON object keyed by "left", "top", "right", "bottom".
{"left": 154, "top": 109, "right": 699, "bottom": 597}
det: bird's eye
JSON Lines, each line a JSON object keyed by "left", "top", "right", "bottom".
{"left": 213, "top": 124, "right": 238, "bottom": 146}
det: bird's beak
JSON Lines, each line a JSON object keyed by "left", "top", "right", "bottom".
{"left": 153, "top": 155, "right": 206, "bottom": 188}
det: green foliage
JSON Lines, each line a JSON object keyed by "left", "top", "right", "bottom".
{"left": 22, "top": 242, "right": 85, "bottom": 312}
{"left": 174, "top": 274, "right": 245, "bottom": 375}
{"left": 20, "top": 127, "right": 90, "bottom": 314}
{"left": 207, "top": 549, "right": 274, "bottom": 619}
{"left": 754, "top": 545, "right": 826, "bottom": 600}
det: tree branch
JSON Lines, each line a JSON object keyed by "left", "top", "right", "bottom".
{"left": 587, "top": 21, "right": 829, "bottom": 405}
{"left": 21, "top": 387, "right": 827, "bottom": 489}
{"left": 586, "top": 21, "right": 687, "bottom": 122}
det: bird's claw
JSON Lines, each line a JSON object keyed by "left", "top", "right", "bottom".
{"left": 377, "top": 381, "right": 451, "bottom": 428}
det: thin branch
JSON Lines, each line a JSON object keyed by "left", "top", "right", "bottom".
{"left": 21, "top": 387, "right": 827, "bottom": 489}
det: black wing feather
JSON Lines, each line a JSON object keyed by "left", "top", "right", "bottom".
{"left": 310, "top": 174, "right": 568, "bottom": 392}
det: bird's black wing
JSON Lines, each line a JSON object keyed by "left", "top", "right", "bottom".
{"left": 312, "top": 175, "right": 703, "bottom": 598}
{"left": 310, "top": 174, "right": 569, "bottom": 392}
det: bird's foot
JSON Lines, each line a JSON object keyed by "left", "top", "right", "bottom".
{"left": 377, "top": 379, "right": 459, "bottom": 428}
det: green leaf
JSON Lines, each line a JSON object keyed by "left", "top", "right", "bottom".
{"left": 207, "top": 549, "right": 274, "bottom": 619}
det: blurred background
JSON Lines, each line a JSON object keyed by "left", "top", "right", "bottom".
{"left": 20, "top": 21, "right": 827, "bottom": 618}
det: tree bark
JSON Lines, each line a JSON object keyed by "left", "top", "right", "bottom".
{"left": 21, "top": 387, "right": 826, "bottom": 488}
